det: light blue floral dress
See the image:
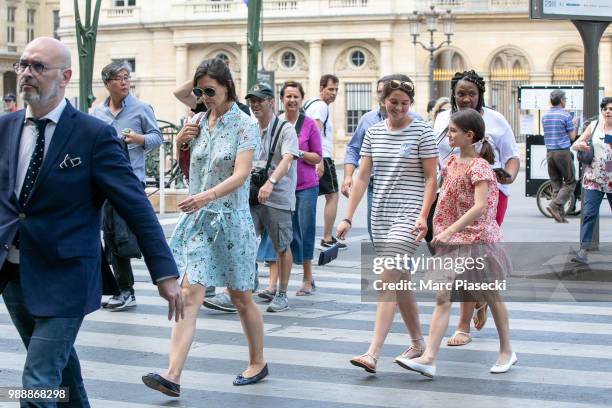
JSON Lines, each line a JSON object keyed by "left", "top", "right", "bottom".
{"left": 169, "top": 103, "right": 260, "bottom": 291}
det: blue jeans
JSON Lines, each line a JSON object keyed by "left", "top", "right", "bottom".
{"left": 2, "top": 280, "right": 89, "bottom": 408}
{"left": 291, "top": 186, "right": 319, "bottom": 264}
{"left": 367, "top": 179, "right": 373, "bottom": 243}
{"left": 580, "top": 188, "right": 612, "bottom": 249}
{"left": 257, "top": 231, "right": 277, "bottom": 262}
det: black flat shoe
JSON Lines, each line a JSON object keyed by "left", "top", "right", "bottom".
{"left": 233, "top": 364, "right": 269, "bottom": 386}
{"left": 142, "top": 372, "right": 180, "bottom": 397}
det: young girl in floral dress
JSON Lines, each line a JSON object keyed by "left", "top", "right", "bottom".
{"left": 395, "top": 108, "right": 515, "bottom": 378}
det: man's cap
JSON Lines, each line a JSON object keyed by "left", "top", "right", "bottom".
{"left": 550, "top": 89, "right": 566, "bottom": 101}
{"left": 3, "top": 93, "right": 16, "bottom": 102}
{"left": 245, "top": 84, "right": 274, "bottom": 100}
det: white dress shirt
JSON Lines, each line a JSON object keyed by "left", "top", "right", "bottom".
{"left": 8, "top": 98, "right": 67, "bottom": 264}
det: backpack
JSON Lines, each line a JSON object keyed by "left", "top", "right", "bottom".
{"left": 303, "top": 98, "right": 329, "bottom": 138}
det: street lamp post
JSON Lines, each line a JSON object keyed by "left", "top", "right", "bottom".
{"left": 408, "top": 5, "right": 454, "bottom": 101}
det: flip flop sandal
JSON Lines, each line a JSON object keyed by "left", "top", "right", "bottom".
{"left": 296, "top": 281, "right": 316, "bottom": 296}
{"left": 257, "top": 289, "right": 276, "bottom": 301}
{"left": 350, "top": 353, "right": 378, "bottom": 374}
{"left": 473, "top": 303, "right": 488, "bottom": 331}
{"left": 142, "top": 373, "right": 180, "bottom": 397}
{"left": 447, "top": 330, "right": 472, "bottom": 347}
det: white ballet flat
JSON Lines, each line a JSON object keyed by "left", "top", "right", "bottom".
{"left": 490, "top": 352, "right": 518, "bottom": 374}
{"left": 395, "top": 357, "right": 436, "bottom": 379}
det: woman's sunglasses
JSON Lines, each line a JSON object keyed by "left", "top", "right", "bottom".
{"left": 388, "top": 80, "right": 414, "bottom": 92}
{"left": 192, "top": 87, "right": 216, "bottom": 98}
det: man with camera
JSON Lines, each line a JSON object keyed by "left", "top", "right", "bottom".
{"left": 246, "top": 84, "right": 299, "bottom": 312}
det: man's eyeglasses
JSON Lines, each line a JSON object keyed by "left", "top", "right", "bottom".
{"left": 13, "top": 60, "right": 66, "bottom": 76}
{"left": 109, "top": 76, "right": 131, "bottom": 83}
{"left": 388, "top": 79, "right": 414, "bottom": 92}
{"left": 192, "top": 87, "right": 216, "bottom": 98}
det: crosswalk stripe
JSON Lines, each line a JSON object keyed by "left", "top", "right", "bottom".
{"left": 1, "top": 324, "right": 610, "bottom": 390}
{"left": 0, "top": 352, "right": 605, "bottom": 408}
{"left": 2, "top": 305, "right": 610, "bottom": 358}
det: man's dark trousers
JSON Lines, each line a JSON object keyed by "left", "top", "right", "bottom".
{"left": 2, "top": 264, "right": 89, "bottom": 408}
{"left": 547, "top": 149, "right": 576, "bottom": 212}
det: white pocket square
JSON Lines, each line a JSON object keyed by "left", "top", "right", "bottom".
{"left": 60, "top": 154, "right": 82, "bottom": 169}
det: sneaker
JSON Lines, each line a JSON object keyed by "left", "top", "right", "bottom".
{"left": 571, "top": 250, "right": 588, "bottom": 265}
{"left": 203, "top": 293, "right": 237, "bottom": 313}
{"left": 106, "top": 290, "right": 136, "bottom": 311}
{"left": 204, "top": 286, "right": 216, "bottom": 298}
{"left": 320, "top": 236, "right": 347, "bottom": 250}
{"left": 267, "top": 292, "right": 289, "bottom": 313}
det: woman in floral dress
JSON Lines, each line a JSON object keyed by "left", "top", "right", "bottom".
{"left": 142, "top": 59, "right": 268, "bottom": 397}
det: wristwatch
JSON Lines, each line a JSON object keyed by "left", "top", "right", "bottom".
{"left": 268, "top": 177, "right": 278, "bottom": 185}
{"left": 298, "top": 151, "right": 305, "bottom": 159}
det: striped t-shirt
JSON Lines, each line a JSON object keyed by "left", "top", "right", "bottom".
{"left": 542, "top": 107, "right": 574, "bottom": 150}
{"left": 361, "top": 120, "right": 438, "bottom": 254}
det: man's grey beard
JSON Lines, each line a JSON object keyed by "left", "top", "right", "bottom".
{"left": 21, "top": 80, "right": 60, "bottom": 108}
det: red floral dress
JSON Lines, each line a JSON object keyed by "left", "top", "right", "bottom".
{"left": 429, "top": 156, "right": 511, "bottom": 284}
{"left": 433, "top": 156, "right": 501, "bottom": 243}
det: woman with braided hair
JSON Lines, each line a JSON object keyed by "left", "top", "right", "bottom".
{"left": 430, "top": 70, "right": 520, "bottom": 346}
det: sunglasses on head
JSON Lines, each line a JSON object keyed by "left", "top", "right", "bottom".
{"left": 388, "top": 80, "right": 414, "bottom": 92}
{"left": 192, "top": 87, "right": 216, "bottom": 98}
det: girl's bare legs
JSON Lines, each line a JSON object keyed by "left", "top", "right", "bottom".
{"left": 228, "top": 289, "right": 267, "bottom": 377}
{"left": 486, "top": 292, "right": 513, "bottom": 364}
{"left": 164, "top": 277, "right": 206, "bottom": 384}
{"left": 396, "top": 275, "right": 426, "bottom": 352}
{"left": 365, "top": 301, "right": 398, "bottom": 359}
{"left": 448, "top": 302, "right": 476, "bottom": 345}
{"left": 411, "top": 290, "right": 452, "bottom": 365}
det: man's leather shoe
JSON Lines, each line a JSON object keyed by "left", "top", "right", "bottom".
{"left": 233, "top": 364, "right": 269, "bottom": 386}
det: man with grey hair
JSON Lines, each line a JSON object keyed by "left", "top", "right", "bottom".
{"left": 542, "top": 89, "right": 577, "bottom": 223}
{"left": 0, "top": 37, "right": 183, "bottom": 406}
{"left": 91, "top": 60, "right": 163, "bottom": 310}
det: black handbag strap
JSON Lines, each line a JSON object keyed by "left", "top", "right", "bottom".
{"left": 264, "top": 117, "right": 288, "bottom": 175}
{"left": 294, "top": 113, "right": 306, "bottom": 136}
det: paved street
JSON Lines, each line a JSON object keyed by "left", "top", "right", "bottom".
{"left": 1, "top": 169, "right": 611, "bottom": 407}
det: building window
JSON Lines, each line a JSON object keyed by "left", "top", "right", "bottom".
{"left": 7, "top": 6, "right": 16, "bottom": 22}
{"left": 53, "top": 10, "right": 60, "bottom": 39}
{"left": 27, "top": 9, "right": 36, "bottom": 42}
{"left": 345, "top": 82, "right": 372, "bottom": 134}
{"left": 114, "top": 0, "right": 136, "bottom": 6}
{"left": 112, "top": 58, "right": 136, "bottom": 73}
{"left": 7, "top": 26, "right": 15, "bottom": 44}
{"left": 281, "top": 51, "right": 296, "bottom": 69}
{"left": 350, "top": 50, "right": 366, "bottom": 68}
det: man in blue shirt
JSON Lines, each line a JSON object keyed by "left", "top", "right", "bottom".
{"left": 342, "top": 74, "right": 423, "bottom": 238}
{"left": 91, "top": 60, "right": 163, "bottom": 310}
{"left": 542, "top": 89, "right": 576, "bottom": 223}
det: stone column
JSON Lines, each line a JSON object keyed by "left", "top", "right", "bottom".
{"left": 175, "top": 44, "right": 189, "bottom": 121}
{"left": 240, "top": 42, "right": 248, "bottom": 98}
{"left": 600, "top": 35, "right": 612, "bottom": 95}
{"left": 308, "top": 40, "right": 322, "bottom": 98}
{"left": 378, "top": 39, "right": 393, "bottom": 77}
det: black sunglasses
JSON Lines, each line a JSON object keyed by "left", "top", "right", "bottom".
{"left": 192, "top": 87, "right": 216, "bottom": 98}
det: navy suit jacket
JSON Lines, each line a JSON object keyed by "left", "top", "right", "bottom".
{"left": 0, "top": 101, "right": 179, "bottom": 317}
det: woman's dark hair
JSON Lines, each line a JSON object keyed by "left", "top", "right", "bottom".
{"left": 450, "top": 70, "right": 486, "bottom": 113}
{"left": 381, "top": 74, "right": 415, "bottom": 103}
{"left": 192, "top": 58, "right": 237, "bottom": 102}
{"left": 280, "top": 80, "right": 305, "bottom": 98}
{"left": 600, "top": 96, "right": 612, "bottom": 110}
{"left": 450, "top": 109, "right": 495, "bottom": 164}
